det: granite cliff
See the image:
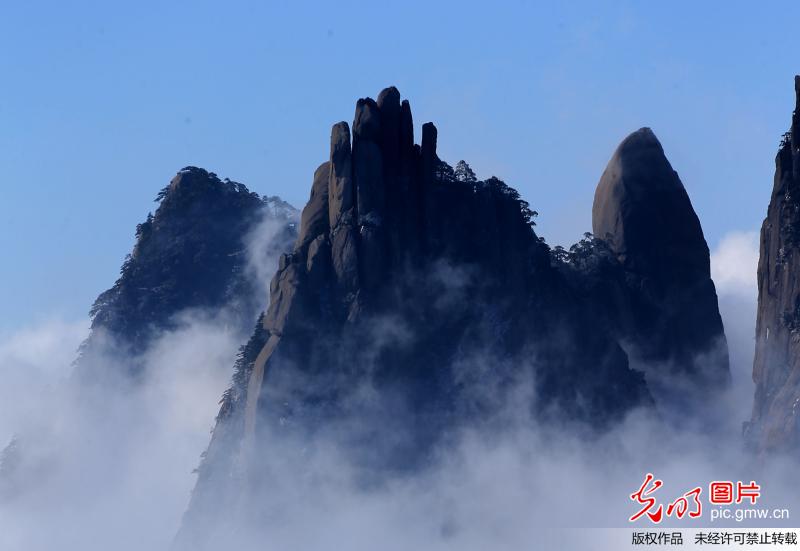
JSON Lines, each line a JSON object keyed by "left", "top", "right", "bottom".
{"left": 748, "top": 76, "right": 800, "bottom": 454}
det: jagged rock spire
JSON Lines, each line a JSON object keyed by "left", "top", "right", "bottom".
{"left": 291, "top": 87, "right": 441, "bottom": 312}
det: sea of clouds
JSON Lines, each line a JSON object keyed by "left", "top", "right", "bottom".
{"left": 2, "top": 229, "right": 797, "bottom": 551}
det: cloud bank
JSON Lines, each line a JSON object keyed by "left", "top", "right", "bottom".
{"left": 2, "top": 229, "right": 795, "bottom": 551}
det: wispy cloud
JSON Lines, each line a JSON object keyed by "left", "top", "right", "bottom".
{"left": 711, "top": 231, "right": 759, "bottom": 298}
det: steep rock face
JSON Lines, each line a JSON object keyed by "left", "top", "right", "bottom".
{"left": 748, "top": 76, "right": 800, "bottom": 453}
{"left": 590, "top": 128, "right": 729, "bottom": 396}
{"left": 74, "top": 167, "right": 297, "bottom": 379}
{"left": 178, "top": 88, "right": 653, "bottom": 545}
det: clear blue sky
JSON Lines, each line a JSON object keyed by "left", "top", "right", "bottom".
{"left": 1, "top": 0, "right": 797, "bottom": 331}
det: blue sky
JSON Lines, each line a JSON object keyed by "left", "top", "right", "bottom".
{"left": 1, "top": 0, "right": 797, "bottom": 331}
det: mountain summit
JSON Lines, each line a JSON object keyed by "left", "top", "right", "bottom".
{"left": 74, "top": 166, "right": 297, "bottom": 380}
{"left": 177, "top": 88, "right": 729, "bottom": 546}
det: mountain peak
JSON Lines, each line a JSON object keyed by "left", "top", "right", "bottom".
{"left": 79, "top": 167, "right": 296, "bottom": 371}
{"left": 593, "top": 127, "right": 707, "bottom": 276}
{"left": 590, "top": 127, "right": 728, "bottom": 391}
{"left": 157, "top": 166, "right": 252, "bottom": 204}
{"left": 618, "top": 126, "right": 659, "bottom": 150}
{"left": 179, "top": 90, "right": 655, "bottom": 545}
{"left": 610, "top": 127, "right": 670, "bottom": 172}
{"left": 178, "top": 89, "right": 732, "bottom": 545}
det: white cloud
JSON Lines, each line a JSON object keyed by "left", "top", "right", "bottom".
{"left": 245, "top": 207, "right": 298, "bottom": 303}
{"left": 0, "top": 228, "right": 785, "bottom": 551}
{"left": 710, "top": 230, "right": 760, "bottom": 421}
{"left": 0, "top": 311, "right": 242, "bottom": 551}
{"left": 711, "top": 231, "right": 759, "bottom": 298}
{"left": 0, "top": 318, "right": 89, "bottom": 447}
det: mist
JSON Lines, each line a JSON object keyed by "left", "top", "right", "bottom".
{"left": 0, "top": 205, "right": 292, "bottom": 551}
{"left": 2, "top": 228, "right": 796, "bottom": 551}
{"left": 0, "top": 311, "right": 245, "bottom": 550}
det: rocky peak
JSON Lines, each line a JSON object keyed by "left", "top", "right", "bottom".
{"left": 588, "top": 127, "right": 729, "bottom": 393}
{"left": 176, "top": 88, "right": 741, "bottom": 546}
{"left": 76, "top": 167, "right": 297, "bottom": 376}
{"left": 593, "top": 127, "right": 709, "bottom": 281}
{"left": 178, "top": 90, "right": 655, "bottom": 546}
{"left": 278, "top": 87, "right": 555, "bottom": 326}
